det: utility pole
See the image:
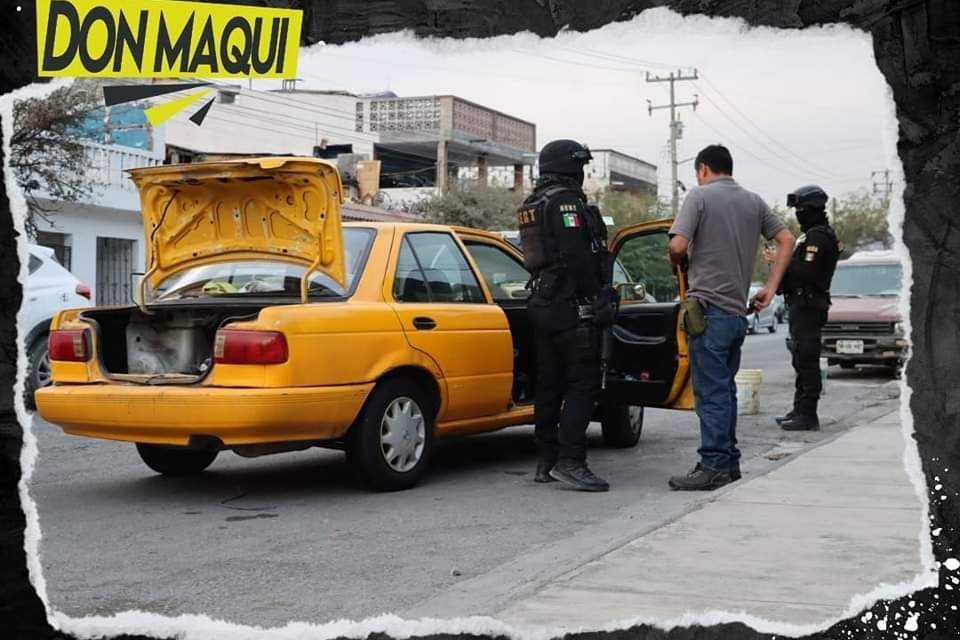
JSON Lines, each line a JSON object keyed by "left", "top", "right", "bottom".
{"left": 871, "top": 169, "right": 894, "bottom": 196}
{"left": 647, "top": 69, "right": 699, "bottom": 217}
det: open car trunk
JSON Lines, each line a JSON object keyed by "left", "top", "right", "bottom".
{"left": 83, "top": 304, "right": 270, "bottom": 383}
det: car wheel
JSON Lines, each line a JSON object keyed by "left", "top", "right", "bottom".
{"left": 601, "top": 404, "right": 644, "bottom": 448}
{"left": 24, "top": 336, "right": 51, "bottom": 410}
{"left": 347, "top": 378, "right": 434, "bottom": 491}
{"left": 136, "top": 443, "right": 218, "bottom": 476}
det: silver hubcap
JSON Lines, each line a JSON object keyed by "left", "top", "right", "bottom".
{"left": 380, "top": 397, "right": 426, "bottom": 473}
{"left": 36, "top": 349, "right": 52, "bottom": 387}
{"left": 628, "top": 406, "right": 643, "bottom": 435}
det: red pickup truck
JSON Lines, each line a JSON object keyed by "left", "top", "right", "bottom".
{"left": 820, "top": 250, "right": 907, "bottom": 374}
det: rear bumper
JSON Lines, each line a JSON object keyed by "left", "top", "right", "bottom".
{"left": 819, "top": 334, "right": 908, "bottom": 363}
{"left": 35, "top": 383, "right": 374, "bottom": 446}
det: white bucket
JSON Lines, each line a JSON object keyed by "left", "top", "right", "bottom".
{"left": 735, "top": 369, "right": 763, "bottom": 415}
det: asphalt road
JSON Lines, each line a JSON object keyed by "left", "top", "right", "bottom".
{"left": 27, "top": 329, "right": 901, "bottom": 627}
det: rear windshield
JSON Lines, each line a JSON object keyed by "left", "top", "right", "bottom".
{"left": 154, "top": 228, "right": 375, "bottom": 301}
{"left": 831, "top": 263, "right": 902, "bottom": 297}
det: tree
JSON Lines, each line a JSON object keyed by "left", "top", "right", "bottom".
{"left": 592, "top": 187, "right": 667, "bottom": 233}
{"left": 416, "top": 181, "right": 525, "bottom": 230}
{"left": 10, "top": 80, "right": 102, "bottom": 238}
{"left": 829, "top": 190, "right": 892, "bottom": 257}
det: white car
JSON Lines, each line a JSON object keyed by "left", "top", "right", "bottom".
{"left": 747, "top": 284, "right": 778, "bottom": 334}
{"left": 21, "top": 244, "right": 91, "bottom": 408}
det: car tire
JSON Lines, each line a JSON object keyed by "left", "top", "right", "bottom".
{"left": 136, "top": 443, "right": 218, "bottom": 476}
{"left": 347, "top": 378, "right": 434, "bottom": 491}
{"left": 24, "top": 336, "right": 51, "bottom": 411}
{"left": 600, "top": 404, "right": 644, "bottom": 448}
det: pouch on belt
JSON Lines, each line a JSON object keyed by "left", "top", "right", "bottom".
{"left": 679, "top": 297, "right": 706, "bottom": 337}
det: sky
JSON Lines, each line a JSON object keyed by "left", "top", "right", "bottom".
{"left": 256, "top": 8, "right": 895, "bottom": 207}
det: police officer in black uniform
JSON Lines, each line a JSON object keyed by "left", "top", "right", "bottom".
{"left": 765, "top": 185, "right": 840, "bottom": 431}
{"left": 518, "top": 139, "right": 616, "bottom": 492}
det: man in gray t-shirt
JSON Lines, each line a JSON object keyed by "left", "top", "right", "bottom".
{"left": 667, "top": 145, "right": 794, "bottom": 491}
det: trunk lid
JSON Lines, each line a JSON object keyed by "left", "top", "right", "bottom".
{"left": 129, "top": 157, "right": 346, "bottom": 293}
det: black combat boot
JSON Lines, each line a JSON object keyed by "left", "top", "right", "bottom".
{"left": 534, "top": 460, "right": 557, "bottom": 483}
{"left": 549, "top": 459, "right": 610, "bottom": 492}
{"left": 780, "top": 413, "right": 820, "bottom": 431}
{"left": 668, "top": 463, "right": 733, "bottom": 491}
{"left": 775, "top": 410, "right": 796, "bottom": 425}
{"left": 534, "top": 445, "right": 558, "bottom": 483}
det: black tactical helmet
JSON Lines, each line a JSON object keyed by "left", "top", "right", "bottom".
{"left": 539, "top": 139, "right": 593, "bottom": 177}
{"left": 787, "top": 184, "right": 829, "bottom": 210}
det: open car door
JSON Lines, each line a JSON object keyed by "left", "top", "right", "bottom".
{"left": 604, "top": 220, "right": 694, "bottom": 411}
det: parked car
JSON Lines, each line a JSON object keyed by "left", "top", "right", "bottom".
{"left": 21, "top": 244, "right": 91, "bottom": 409}
{"left": 819, "top": 250, "right": 906, "bottom": 373}
{"left": 747, "top": 283, "right": 777, "bottom": 334}
{"left": 37, "top": 158, "right": 695, "bottom": 491}
{"left": 773, "top": 293, "right": 787, "bottom": 324}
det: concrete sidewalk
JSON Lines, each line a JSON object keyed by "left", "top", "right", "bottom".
{"left": 498, "top": 411, "right": 925, "bottom": 629}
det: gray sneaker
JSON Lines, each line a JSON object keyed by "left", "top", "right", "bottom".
{"left": 549, "top": 460, "right": 610, "bottom": 492}
{"left": 668, "top": 463, "right": 733, "bottom": 491}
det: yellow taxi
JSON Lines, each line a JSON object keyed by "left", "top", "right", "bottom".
{"left": 36, "top": 157, "right": 693, "bottom": 491}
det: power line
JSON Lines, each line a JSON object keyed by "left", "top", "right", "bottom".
{"left": 509, "top": 49, "right": 646, "bottom": 73}
{"left": 696, "top": 74, "right": 846, "bottom": 180}
{"left": 522, "top": 49, "right": 851, "bottom": 182}
{"left": 689, "top": 111, "right": 862, "bottom": 184}
{"left": 559, "top": 46, "right": 677, "bottom": 71}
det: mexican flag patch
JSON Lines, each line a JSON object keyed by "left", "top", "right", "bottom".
{"left": 562, "top": 212, "right": 581, "bottom": 228}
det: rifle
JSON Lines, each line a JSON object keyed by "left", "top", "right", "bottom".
{"left": 598, "top": 286, "right": 619, "bottom": 390}
{"left": 601, "top": 324, "right": 614, "bottom": 390}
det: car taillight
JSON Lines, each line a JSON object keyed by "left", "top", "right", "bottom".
{"left": 214, "top": 330, "right": 288, "bottom": 365}
{"left": 76, "top": 283, "right": 91, "bottom": 300}
{"left": 49, "top": 329, "right": 90, "bottom": 362}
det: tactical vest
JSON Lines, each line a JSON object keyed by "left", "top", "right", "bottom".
{"left": 783, "top": 223, "right": 839, "bottom": 311}
{"left": 517, "top": 185, "right": 609, "bottom": 278}
{"left": 792, "top": 223, "right": 839, "bottom": 295}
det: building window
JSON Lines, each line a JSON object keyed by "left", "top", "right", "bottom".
{"left": 35, "top": 231, "right": 72, "bottom": 272}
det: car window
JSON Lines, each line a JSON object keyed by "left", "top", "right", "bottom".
{"left": 28, "top": 254, "right": 43, "bottom": 275}
{"left": 394, "top": 232, "right": 485, "bottom": 304}
{"left": 154, "top": 228, "right": 375, "bottom": 301}
{"left": 831, "top": 263, "right": 902, "bottom": 297}
{"left": 613, "top": 231, "right": 678, "bottom": 303}
{"left": 463, "top": 241, "right": 530, "bottom": 303}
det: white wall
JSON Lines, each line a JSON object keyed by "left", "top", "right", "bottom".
{"left": 35, "top": 200, "right": 146, "bottom": 302}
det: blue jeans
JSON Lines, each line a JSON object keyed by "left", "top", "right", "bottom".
{"left": 687, "top": 303, "right": 748, "bottom": 472}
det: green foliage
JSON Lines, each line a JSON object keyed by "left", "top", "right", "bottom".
{"left": 11, "top": 80, "right": 102, "bottom": 238}
{"left": 593, "top": 187, "right": 669, "bottom": 232}
{"left": 829, "top": 190, "right": 893, "bottom": 258}
{"left": 615, "top": 231, "right": 678, "bottom": 303}
{"left": 415, "top": 181, "right": 526, "bottom": 231}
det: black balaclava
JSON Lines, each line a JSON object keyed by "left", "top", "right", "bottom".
{"left": 797, "top": 206, "right": 828, "bottom": 232}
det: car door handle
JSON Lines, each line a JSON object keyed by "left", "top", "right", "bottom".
{"left": 412, "top": 316, "right": 437, "bottom": 331}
